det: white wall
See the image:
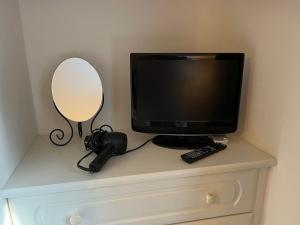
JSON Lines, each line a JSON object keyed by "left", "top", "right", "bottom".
{"left": 217, "top": 1, "right": 300, "bottom": 225}
{"left": 18, "top": 0, "right": 229, "bottom": 135}
{"left": 17, "top": 1, "right": 300, "bottom": 224}
{"left": 0, "top": 0, "right": 37, "bottom": 188}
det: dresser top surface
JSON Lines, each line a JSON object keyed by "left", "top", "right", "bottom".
{"left": 2, "top": 135, "right": 276, "bottom": 197}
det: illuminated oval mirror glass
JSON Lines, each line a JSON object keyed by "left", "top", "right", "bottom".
{"left": 52, "top": 58, "right": 103, "bottom": 122}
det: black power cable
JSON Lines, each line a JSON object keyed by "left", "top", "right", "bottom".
{"left": 126, "top": 137, "right": 155, "bottom": 153}
{"left": 77, "top": 151, "right": 94, "bottom": 172}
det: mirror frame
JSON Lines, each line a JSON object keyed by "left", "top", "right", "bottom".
{"left": 49, "top": 58, "right": 104, "bottom": 146}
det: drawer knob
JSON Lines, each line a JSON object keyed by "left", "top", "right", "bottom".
{"left": 69, "top": 214, "right": 82, "bottom": 225}
{"left": 206, "top": 193, "right": 216, "bottom": 205}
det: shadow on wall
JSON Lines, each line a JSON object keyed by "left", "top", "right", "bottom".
{"left": 0, "top": 51, "right": 36, "bottom": 187}
{"left": 0, "top": 0, "right": 37, "bottom": 187}
{"left": 216, "top": 1, "right": 288, "bottom": 157}
{"left": 236, "top": 56, "right": 251, "bottom": 135}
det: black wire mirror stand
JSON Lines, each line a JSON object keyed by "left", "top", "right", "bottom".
{"left": 49, "top": 96, "right": 104, "bottom": 146}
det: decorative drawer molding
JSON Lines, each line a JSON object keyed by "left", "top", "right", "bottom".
{"left": 9, "top": 170, "right": 257, "bottom": 225}
{"left": 176, "top": 213, "right": 253, "bottom": 225}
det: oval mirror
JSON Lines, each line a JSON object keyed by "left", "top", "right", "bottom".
{"left": 52, "top": 58, "right": 103, "bottom": 122}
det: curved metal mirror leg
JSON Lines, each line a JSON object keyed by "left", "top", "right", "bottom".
{"left": 90, "top": 95, "right": 104, "bottom": 133}
{"left": 49, "top": 103, "right": 74, "bottom": 146}
{"left": 78, "top": 122, "right": 83, "bottom": 138}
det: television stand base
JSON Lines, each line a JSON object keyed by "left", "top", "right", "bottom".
{"left": 152, "top": 135, "right": 214, "bottom": 149}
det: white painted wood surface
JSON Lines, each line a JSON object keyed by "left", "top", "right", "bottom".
{"left": 252, "top": 168, "right": 269, "bottom": 225}
{"left": 0, "top": 198, "right": 12, "bottom": 225}
{"left": 8, "top": 170, "right": 257, "bottom": 225}
{"left": 176, "top": 213, "right": 253, "bottom": 225}
{"left": 2, "top": 135, "right": 276, "bottom": 197}
{"left": 3, "top": 135, "right": 276, "bottom": 225}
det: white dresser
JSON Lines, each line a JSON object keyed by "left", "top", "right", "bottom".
{"left": 2, "top": 136, "right": 276, "bottom": 225}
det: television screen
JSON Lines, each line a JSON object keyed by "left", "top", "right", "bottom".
{"left": 130, "top": 53, "right": 244, "bottom": 135}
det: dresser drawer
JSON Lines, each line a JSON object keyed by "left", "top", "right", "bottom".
{"left": 176, "top": 213, "right": 253, "bottom": 225}
{"left": 9, "top": 170, "right": 258, "bottom": 225}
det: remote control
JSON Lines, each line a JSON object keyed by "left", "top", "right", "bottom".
{"left": 181, "top": 143, "right": 227, "bottom": 164}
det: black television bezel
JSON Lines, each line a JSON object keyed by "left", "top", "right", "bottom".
{"left": 130, "top": 53, "right": 245, "bottom": 135}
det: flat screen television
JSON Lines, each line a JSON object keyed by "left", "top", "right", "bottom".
{"left": 130, "top": 53, "right": 244, "bottom": 148}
